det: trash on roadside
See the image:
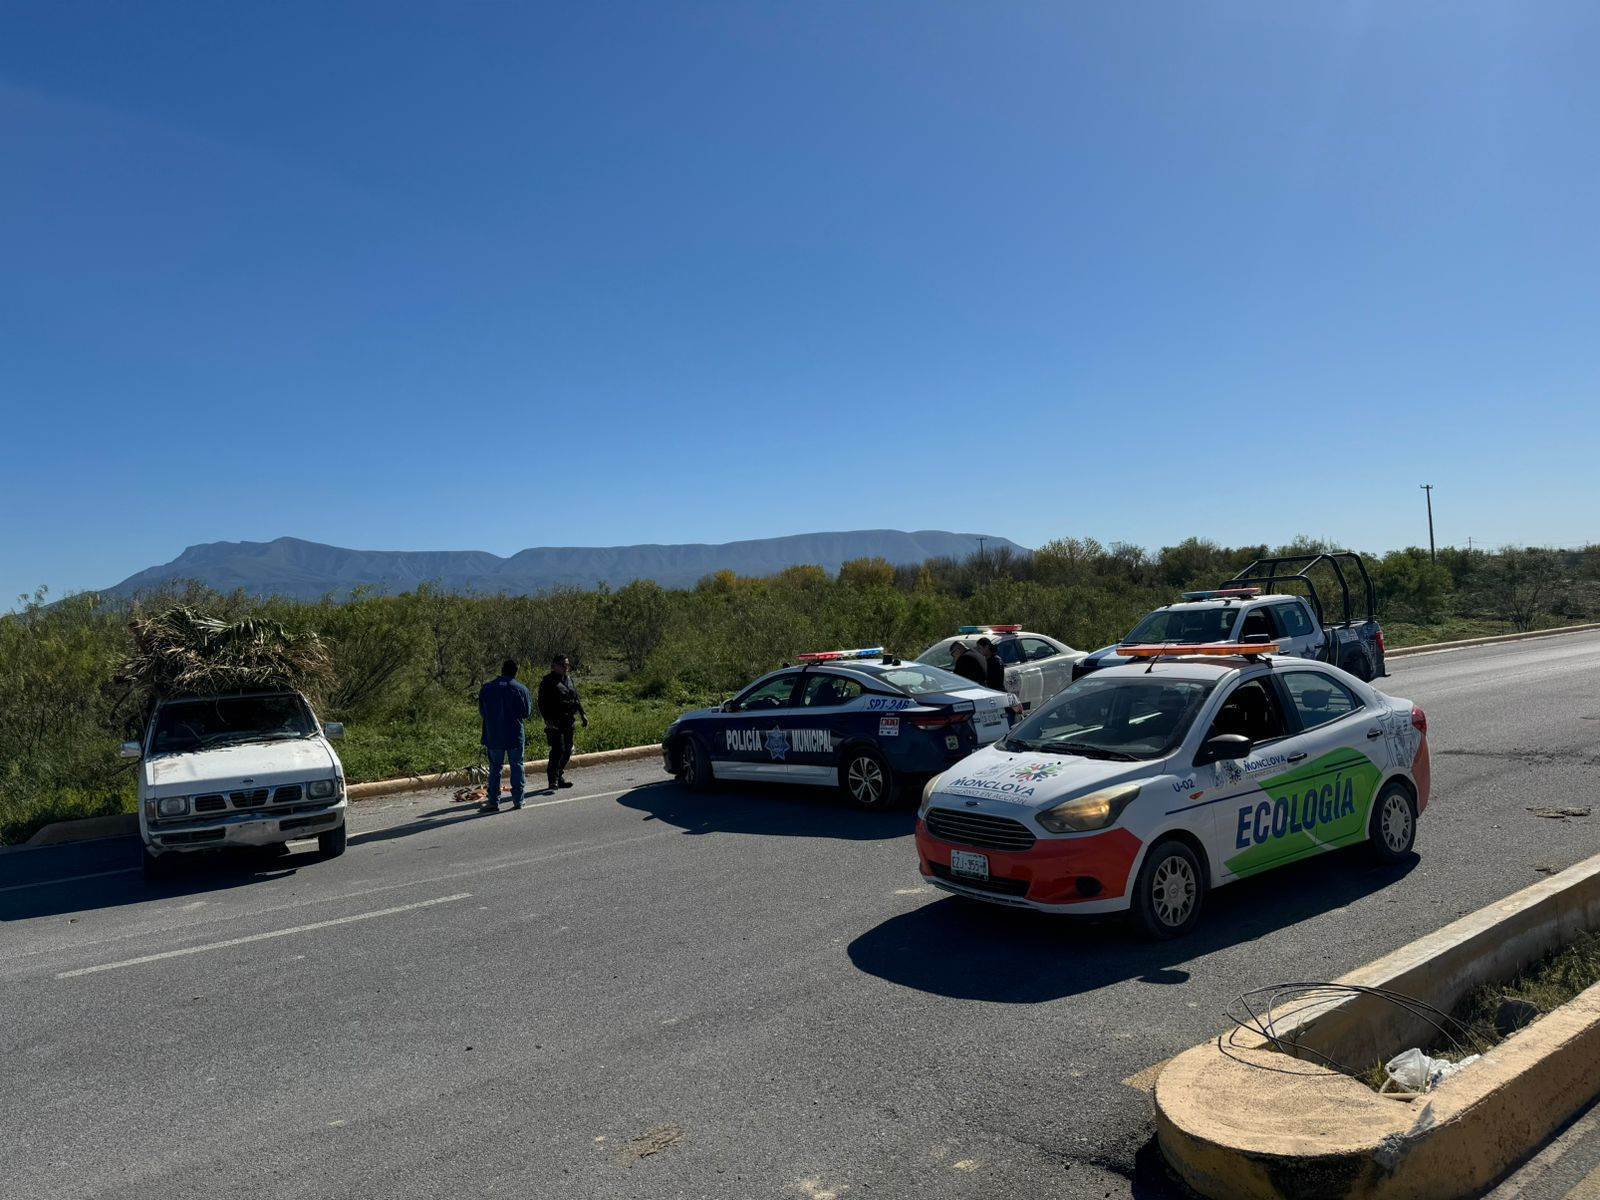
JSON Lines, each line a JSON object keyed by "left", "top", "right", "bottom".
{"left": 1382, "top": 1047, "right": 1481, "bottom": 1094}
{"left": 1527, "top": 806, "right": 1591, "bottom": 819}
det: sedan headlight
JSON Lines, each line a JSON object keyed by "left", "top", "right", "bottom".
{"left": 308, "top": 779, "right": 339, "bottom": 799}
{"left": 1036, "top": 784, "right": 1140, "bottom": 833}
{"left": 919, "top": 774, "right": 943, "bottom": 817}
{"left": 157, "top": 796, "right": 189, "bottom": 818}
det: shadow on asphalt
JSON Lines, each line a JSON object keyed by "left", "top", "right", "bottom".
{"left": 847, "top": 847, "right": 1419, "bottom": 1002}
{"left": 616, "top": 779, "right": 913, "bottom": 841}
{"left": 0, "top": 841, "right": 327, "bottom": 922}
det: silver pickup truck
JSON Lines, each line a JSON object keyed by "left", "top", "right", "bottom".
{"left": 1075, "top": 551, "right": 1387, "bottom": 682}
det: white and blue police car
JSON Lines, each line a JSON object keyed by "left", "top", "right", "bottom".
{"left": 662, "top": 648, "right": 1017, "bottom": 810}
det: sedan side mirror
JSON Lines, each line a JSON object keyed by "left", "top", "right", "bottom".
{"left": 1196, "top": 733, "right": 1252, "bottom": 765}
{"left": 323, "top": 722, "right": 345, "bottom": 741}
{"left": 720, "top": 698, "right": 737, "bottom": 713}
{"left": 119, "top": 741, "right": 142, "bottom": 760}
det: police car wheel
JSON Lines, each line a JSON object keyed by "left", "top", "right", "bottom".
{"left": 678, "top": 737, "right": 714, "bottom": 792}
{"left": 841, "top": 748, "right": 897, "bottom": 810}
{"left": 1369, "top": 782, "right": 1416, "bottom": 862}
{"left": 1131, "top": 841, "right": 1204, "bottom": 939}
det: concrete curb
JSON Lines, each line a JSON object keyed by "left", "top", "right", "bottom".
{"left": 1155, "top": 850, "right": 1600, "bottom": 1200}
{"left": 1385, "top": 621, "right": 1600, "bottom": 659}
{"left": 343, "top": 742, "right": 664, "bottom": 800}
{"left": 23, "top": 813, "right": 139, "bottom": 848}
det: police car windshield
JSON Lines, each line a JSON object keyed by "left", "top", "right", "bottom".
{"left": 1123, "top": 607, "right": 1238, "bottom": 646}
{"left": 1004, "top": 677, "right": 1216, "bottom": 760}
{"left": 875, "top": 663, "right": 975, "bottom": 696}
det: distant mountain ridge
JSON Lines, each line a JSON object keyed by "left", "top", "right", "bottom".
{"left": 102, "top": 530, "right": 1029, "bottom": 601}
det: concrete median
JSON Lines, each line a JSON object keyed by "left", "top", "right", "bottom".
{"left": 1155, "top": 851, "right": 1600, "bottom": 1200}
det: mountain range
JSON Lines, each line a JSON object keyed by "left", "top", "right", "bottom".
{"left": 101, "top": 530, "right": 1029, "bottom": 601}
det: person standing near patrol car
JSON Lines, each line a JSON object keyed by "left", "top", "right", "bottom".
{"left": 948, "top": 640, "right": 988, "bottom": 687}
{"left": 976, "top": 637, "right": 1006, "bottom": 691}
{"left": 537, "top": 654, "right": 588, "bottom": 791}
{"left": 478, "top": 658, "right": 533, "bottom": 812}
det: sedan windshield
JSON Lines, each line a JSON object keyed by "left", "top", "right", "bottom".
{"left": 1002, "top": 676, "right": 1216, "bottom": 761}
{"left": 1122, "top": 607, "right": 1238, "bottom": 646}
{"left": 875, "top": 663, "right": 979, "bottom": 696}
{"left": 151, "top": 694, "right": 316, "bottom": 754}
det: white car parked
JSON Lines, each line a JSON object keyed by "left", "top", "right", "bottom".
{"left": 124, "top": 689, "right": 349, "bottom": 877}
{"left": 918, "top": 625, "right": 1085, "bottom": 712}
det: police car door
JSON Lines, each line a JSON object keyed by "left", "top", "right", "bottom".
{"left": 1023, "top": 636, "right": 1071, "bottom": 704}
{"left": 716, "top": 671, "right": 803, "bottom": 781}
{"left": 1191, "top": 674, "right": 1298, "bottom": 882}
{"left": 792, "top": 671, "right": 863, "bottom": 784}
{"left": 1269, "top": 601, "right": 1325, "bottom": 661}
{"left": 1270, "top": 668, "right": 1382, "bottom": 856}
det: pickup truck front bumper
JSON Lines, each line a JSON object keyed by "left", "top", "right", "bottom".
{"left": 142, "top": 798, "right": 346, "bottom": 854}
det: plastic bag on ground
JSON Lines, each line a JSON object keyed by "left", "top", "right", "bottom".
{"left": 1383, "top": 1048, "right": 1482, "bottom": 1093}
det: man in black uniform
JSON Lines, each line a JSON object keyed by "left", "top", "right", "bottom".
{"left": 537, "top": 654, "right": 588, "bottom": 791}
{"left": 948, "top": 640, "right": 988, "bottom": 687}
{"left": 976, "top": 637, "right": 1007, "bottom": 691}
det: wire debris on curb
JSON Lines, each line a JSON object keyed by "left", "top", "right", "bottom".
{"left": 1225, "top": 982, "right": 1478, "bottom": 1086}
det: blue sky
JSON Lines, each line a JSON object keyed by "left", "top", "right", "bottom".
{"left": 4, "top": 2, "right": 1598, "bottom": 603}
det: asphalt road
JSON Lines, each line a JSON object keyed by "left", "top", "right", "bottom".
{"left": 5, "top": 633, "right": 1600, "bottom": 1200}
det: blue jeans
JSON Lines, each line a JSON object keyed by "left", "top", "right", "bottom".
{"left": 486, "top": 745, "right": 525, "bottom": 806}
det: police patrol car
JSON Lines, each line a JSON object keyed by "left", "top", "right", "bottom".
{"left": 917, "top": 626, "right": 1085, "bottom": 711}
{"left": 1075, "top": 552, "right": 1387, "bottom": 682}
{"left": 915, "top": 640, "right": 1429, "bottom": 937}
{"left": 662, "top": 648, "right": 1017, "bottom": 809}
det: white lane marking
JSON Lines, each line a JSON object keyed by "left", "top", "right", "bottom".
{"left": 0, "top": 867, "right": 140, "bottom": 895}
{"left": 55, "top": 893, "right": 471, "bottom": 979}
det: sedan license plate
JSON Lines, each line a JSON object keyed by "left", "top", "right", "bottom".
{"left": 950, "top": 849, "right": 989, "bottom": 881}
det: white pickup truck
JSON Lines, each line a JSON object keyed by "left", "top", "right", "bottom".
{"left": 123, "top": 689, "right": 349, "bottom": 877}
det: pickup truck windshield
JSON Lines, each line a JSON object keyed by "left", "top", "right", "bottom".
{"left": 1123, "top": 607, "right": 1239, "bottom": 645}
{"left": 1002, "top": 677, "right": 1216, "bottom": 760}
{"left": 151, "top": 694, "right": 316, "bottom": 754}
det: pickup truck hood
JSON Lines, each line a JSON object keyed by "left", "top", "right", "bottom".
{"left": 143, "top": 739, "right": 338, "bottom": 796}
{"left": 929, "top": 744, "right": 1152, "bottom": 813}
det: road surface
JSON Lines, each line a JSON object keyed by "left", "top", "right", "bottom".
{"left": 5, "top": 633, "right": 1600, "bottom": 1199}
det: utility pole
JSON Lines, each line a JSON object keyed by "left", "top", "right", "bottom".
{"left": 976, "top": 536, "right": 988, "bottom": 567}
{"left": 1420, "top": 484, "right": 1436, "bottom": 563}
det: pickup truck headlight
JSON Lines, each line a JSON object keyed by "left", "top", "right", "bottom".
{"left": 307, "top": 779, "right": 339, "bottom": 799}
{"left": 156, "top": 796, "right": 189, "bottom": 818}
{"left": 1036, "top": 784, "right": 1140, "bottom": 833}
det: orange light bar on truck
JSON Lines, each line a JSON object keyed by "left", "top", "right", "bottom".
{"left": 1119, "top": 642, "right": 1280, "bottom": 658}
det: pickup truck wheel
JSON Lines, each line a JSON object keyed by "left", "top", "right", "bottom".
{"left": 1343, "top": 648, "right": 1375, "bottom": 682}
{"left": 317, "top": 823, "right": 347, "bottom": 859}
{"left": 141, "top": 845, "right": 171, "bottom": 881}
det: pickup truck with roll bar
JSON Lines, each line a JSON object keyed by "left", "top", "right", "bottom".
{"left": 1073, "top": 551, "right": 1387, "bottom": 682}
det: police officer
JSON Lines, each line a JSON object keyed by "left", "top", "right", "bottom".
{"left": 537, "top": 653, "right": 588, "bottom": 791}
{"left": 976, "top": 637, "right": 1006, "bottom": 691}
{"left": 478, "top": 658, "right": 532, "bottom": 812}
{"left": 948, "top": 640, "right": 988, "bottom": 687}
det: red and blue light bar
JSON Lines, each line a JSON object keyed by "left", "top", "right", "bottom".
{"left": 957, "top": 624, "right": 1022, "bottom": 634}
{"left": 795, "top": 647, "right": 885, "bottom": 663}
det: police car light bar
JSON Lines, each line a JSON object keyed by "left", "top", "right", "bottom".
{"left": 1180, "top": 587, "right": 1262, "bottom": 601}
{"left": 795, "top": 647, "right": 885, "bottom": 663}
{"left": 957, "top": 626, "right": 990, "bottom": 634}
{"left": 1119, "top": 641, "right": 1280, "bottom": 658}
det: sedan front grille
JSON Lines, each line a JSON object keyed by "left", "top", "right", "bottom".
{"left": 925, "top": 808, "right": 1037, "bottom": 852}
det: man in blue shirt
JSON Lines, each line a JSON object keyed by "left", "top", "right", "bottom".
{"left": 478, "top": 658, "right": 533, "bottom": 812}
